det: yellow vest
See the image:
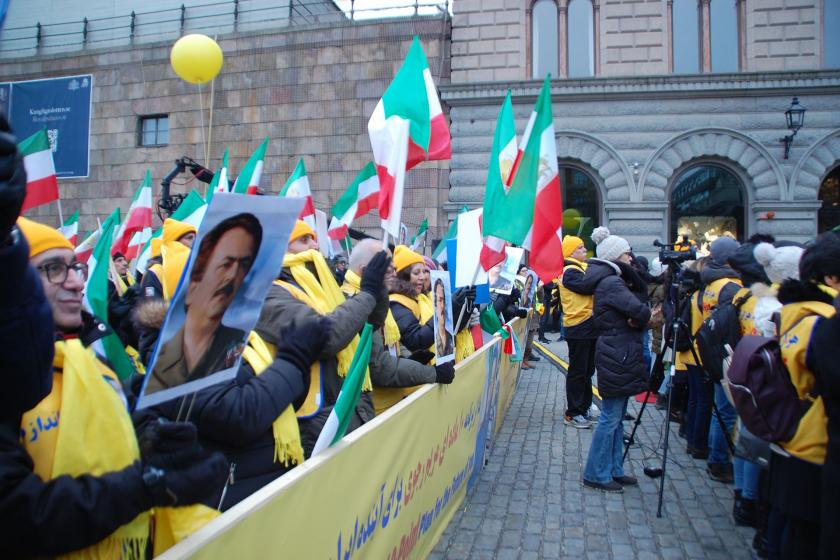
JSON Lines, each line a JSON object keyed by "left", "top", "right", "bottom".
{"left": 702, "top": 277, "right": 743, "bottom": 321}
{"left": 734, "top": 288, "right": 760, "bottom": 337}
{"left": 558, "top": 259, "right": 593, "bottom": 328}
{"left": 778, "top": 300, "right": 835, "bottom": 465}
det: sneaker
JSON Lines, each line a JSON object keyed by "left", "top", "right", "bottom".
{"left": 587, "top": 404, "right": 601, "bottom": 419}
{"left": 564, "top": 415, "right": 592, "bottom": 429}
{"left": 583, "top": 479, "right": 624, "bottom": 493}
{"left": 613, "top": 475, "right": 638, "bottom": 486}
{"left": 707, "top": 463, "right": 734, "bottom": 483}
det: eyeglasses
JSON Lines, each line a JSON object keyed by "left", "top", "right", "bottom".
{"left": 37, "top": 260, "right": 89, "bottom": 284}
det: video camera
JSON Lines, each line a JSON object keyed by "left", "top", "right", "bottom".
{"left": 653, "top": 236, "right": 697, "bottom": 267}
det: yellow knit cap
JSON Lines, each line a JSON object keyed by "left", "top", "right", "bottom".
{"left": 161, "top": 218, "right": 197, "bottom": 244}
{"left": 393, "top": 245, "right": 424, "bottom": 273}
{"left": 562, "top": 235, "right": 584, "bottom": 258}
{"left": 17, "top": 217, "right": 74, "bottom": 258}
{"left": 289, "top": 219, "right": 316, "bottom": 243}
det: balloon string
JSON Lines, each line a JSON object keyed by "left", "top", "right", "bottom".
{"left": 198, "top": 82, "right": 208, "bottom": 168}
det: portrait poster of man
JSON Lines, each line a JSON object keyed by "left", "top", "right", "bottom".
{"left": 519, "top": 271, "right": 538, "bottom": 308}
{"left": 430, "top": 270, "right": 455, "bottom": 365}
{"left": 138, "top": 193, "right": 304, "bottom": 408}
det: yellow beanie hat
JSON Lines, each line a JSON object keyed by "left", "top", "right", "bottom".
{"left": 289, "top": 219, "right": 316, "bottom": 243}
{"left": 562, "top": 235, "right": 584, "bottom": 258}
{"left": 162, "top": 218, "right": 197, "bottom": 245}
{"left": 17, "top": 217, "right": 74, "bottom": 258}
{"left": 393, "top": 245, "right": 424, "bottom": 273}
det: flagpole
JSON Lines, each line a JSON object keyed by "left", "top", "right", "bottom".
{"left": 454, "top": 260, "right": 483, "bottom": 333}
{"left": 56, "top": 197, "right": 64, "bottom": 225}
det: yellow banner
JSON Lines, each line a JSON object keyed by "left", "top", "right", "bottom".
{"left": 159, "top": 318, "right": 527, "bottom": 560}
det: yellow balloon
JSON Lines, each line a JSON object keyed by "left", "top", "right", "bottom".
{"left": 170, "top": 34, "right": 223, "bottom": 84}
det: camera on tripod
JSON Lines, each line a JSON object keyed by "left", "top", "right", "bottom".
{"left": 653, "top": 236, "right": 697, "bottom": 266}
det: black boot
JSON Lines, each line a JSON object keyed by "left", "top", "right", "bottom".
{"left": 733, "top": 490, "right": 757, "bottom": 527}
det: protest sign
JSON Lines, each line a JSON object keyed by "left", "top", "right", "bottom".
{"left": 430, "top": 270, "right": 454, "bottom": 364}
{"left": 137, "top": 193, "right": 303, "bottom": 408}
{"left": 519, "top": 270, "right": 539, "bottom": 308}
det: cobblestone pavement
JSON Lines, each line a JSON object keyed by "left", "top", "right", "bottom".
{"left": 431, "top": 336, "right": 755, "bottom": 559}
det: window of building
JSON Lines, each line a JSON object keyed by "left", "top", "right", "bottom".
{"left": 670, "top": 164, "right": 745, "bottom": 251}
{"left": 826, "top": 0, "right": 840, "bottom": 68}
{"left": 710, "top": 0, "right": 738, "bottom": 72}
{"left": 139, "top": 115, "right": 169, "bottom": 146}
{"left": 568, "top": 0, "right": 594, "bottom": 78}
{"left": 673, "top": 0, "right": 700, "bottom": 73}
{"left": 532, "top": 0, "right": 559, "bottom": 79}
{"left": 559, "top": 165, "right": 600, "bottom": 254}
{"left": 819, "top": 165, "right": 840, "bottom": 233}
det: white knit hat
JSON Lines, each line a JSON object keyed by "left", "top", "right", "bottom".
{"left": 591, "top": 226, "right": 631, "bottom": 262}
{"left": 753, "top": 242, "right": 803, "bottom": 284}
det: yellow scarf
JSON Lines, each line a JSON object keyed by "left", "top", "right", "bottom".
{"left": 241, "top": 332, "right": 304, "bottom": 467}
{"left": 280, "top": 249, "right": 371, "bottom": 391}
{"left": 22, "top": 340, "right": 150, "bottom": 559}
{"left": 341, "top": 270, "right": 401, "bottom": 346}
{"left": 148, "top": 241, "right": 191, "bottom": 301}
{"left": 110, "top": 261, "right": 136, "bottom": 297}
{"left": 391, "top": 291, "right": 474, "bottom": 363}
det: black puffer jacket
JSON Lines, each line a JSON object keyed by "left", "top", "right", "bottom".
{"left": 584, "top": 259, "right": 651, "bottom": 399}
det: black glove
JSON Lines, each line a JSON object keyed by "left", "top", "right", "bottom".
{"left": 138, "top": 418, "right": 205, "bottom": 471}
{"left": 452, "top": 287, "right": 476, "bottom": 331}
{"left": 435, "top": 361, "right": 455, "bottom": 384}
{"left": 360, "top": 251, "right": 391, "bottom": 298}
{"left": 275, "top": 316, "right": 331, "bottom": 373}
{"left": 142, "top": 451, "right": 229, "bottom": 507}
{"left": 0, "top": 116, "right": 27, "bottom": 242}
{"left": 516, "top": 307, "right": 529, "bottom": 319}
{"left": 407, "top": 349, "right": 434, "bottom": 364}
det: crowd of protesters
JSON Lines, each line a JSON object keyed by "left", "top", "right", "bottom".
{"left": 559, "top": 219, "right": 839, "bottom": 560}
{"left": 0, "top": 118, "right": 548, "bottom": 558}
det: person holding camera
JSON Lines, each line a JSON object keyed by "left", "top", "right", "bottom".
{"left": 581, "top": 227, "right": 651, "bottom": 493}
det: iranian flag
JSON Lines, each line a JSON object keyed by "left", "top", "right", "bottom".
{"left": 312, "top": 323, "right": 373, "bottom": 456}
{"left": 19, "top": 129, "right": 59, "bottom": 213}
{"left": 327, "top": 162, "right": 380, "bottom": 240}
{"left": 368, "top": 36, "right": 451, "bottom": 238}
{"left": 480, "top": 91, "right": 520, "bottom": 271}
{"left": 410, "top": 218, "right": 428, "bottom": 251}
{"left": 280, "top": 158, "right": 316, "bottom": 229}
{"left": 125, "top": 227, "right": 152, "bottom": 261}
{"left": 59, "top": 210, "right": 80, "bottom": 246}
{"left": 75, "top": 229, "right": 101, "bottom": 264}
{"left": 111, "top": 170, "right": 153, "bottom": 256}
{"left": 511, "top": 76, "right": 564, "bottom": 282}
{"left": 232, "top": 137, "right": 269, "bottom": 195}
{"left": 432, "top": 205, "right": 468, "bottom": 263}
{"left": 83, "top": 208, "right": 136, "bottom": 380}
{"left": 205, "top": 148, "right": 230, "bottom": 202}
{"left": 133, "top": 189, "right": 207, "bottom": 275}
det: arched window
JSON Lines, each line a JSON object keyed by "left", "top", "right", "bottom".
{"left": 568, "top": 0, "right": 594, "bottom": 78}
{"left": 560, "top": 165, "right": 600, "bottom": 254}
{"left": 673, "top": 0, "right": 700, "bottom": 73}
{"left": 532, "top": 0, "right": 559, "bottom": 79}
{"left": 826, "top": 0, "right": 840, "bottom": 68}
{"left": 670, "top": 164, "right": 745, "bottom": 251}
{"left": 710, "top": 0, "right": 738, "bottom": 72}
{"left": 819, "top": 165, "right": 840, "bottom": 233}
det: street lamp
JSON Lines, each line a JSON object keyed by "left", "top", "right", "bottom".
{"left": 780, "top": 96, "right": 806, "bottom": 160}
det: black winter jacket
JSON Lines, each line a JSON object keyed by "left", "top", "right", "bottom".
{"left": 490, "top": 287, "right": 522, "bottom": 324}
{"left": 137, "top": 358, "right": 306, "bottom": 511}
{"left": 583, "top": 259, "right": 651, "bottom": 399}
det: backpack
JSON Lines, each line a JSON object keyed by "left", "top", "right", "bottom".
{"left": 725, "top": 315, "right": 814, "bottom": 443}
{"left": 694, "top": 292, "right": 748, "bottom": 382}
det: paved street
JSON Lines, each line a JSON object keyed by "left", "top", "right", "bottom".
{"left": 431, "top": 337, "right": 755, "bottom": 559}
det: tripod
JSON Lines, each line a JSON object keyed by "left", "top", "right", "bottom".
{"left": 622, "top": 269, "right": 736, "bottom": 518}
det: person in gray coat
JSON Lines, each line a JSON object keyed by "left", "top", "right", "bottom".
{"left": 581, "top": 227, "right": 651, "bottom": 493}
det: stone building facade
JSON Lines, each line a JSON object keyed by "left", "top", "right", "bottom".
{"left": 0, "top": 0, "right": 452, "bottom": 240}
{"left": 443, "top": 0, "right": 840, "bottom": 255}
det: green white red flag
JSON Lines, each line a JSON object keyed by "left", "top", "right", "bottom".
{"left": 83, "top": 208, "right": 136, "bottom": 379}
{"left": 480, "top": 91, "right": 519, "bottom": 270}
{"left": 59, "top": 210, "right": 80, "bottom": 246}
{"left": 327, "top": 162, "right": 380, "bottom": 240}
{"left": 205, "top": 148, "right": 230, "bottom": 202}
{"left": 125, "top": 227, "right": 152, "bottom": 261}
{"left": 18, "top": 129, "right": 59, "bottom": 213}
{"left": 133, "top": 189, "right": 207, "bottom": 274}
{"left": 312, "top": 324, "right": 373, "bottom": 456}
{"left": 75, "top": 228, "right": 101, "bottom": 264}
{"left": 510, "top": 76, "right": 564, "bottom": 282}
{"left": 368, "top": 36, "right": 451, "bottom": 238}
{"left": 410, "top": 217, "right": 428, "bottom": 251}
{"left": 232, "top": 137, "right": 269, "bottom": 195}
{"left": 280, "top": 158, "right": 317, "bottom": 229}
{"left": 111, "top": 169, "right": 153, "bottom": 256}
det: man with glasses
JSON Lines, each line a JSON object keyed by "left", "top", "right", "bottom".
{"left": 145, "top": 213, "right": 262, "bottom": 394}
